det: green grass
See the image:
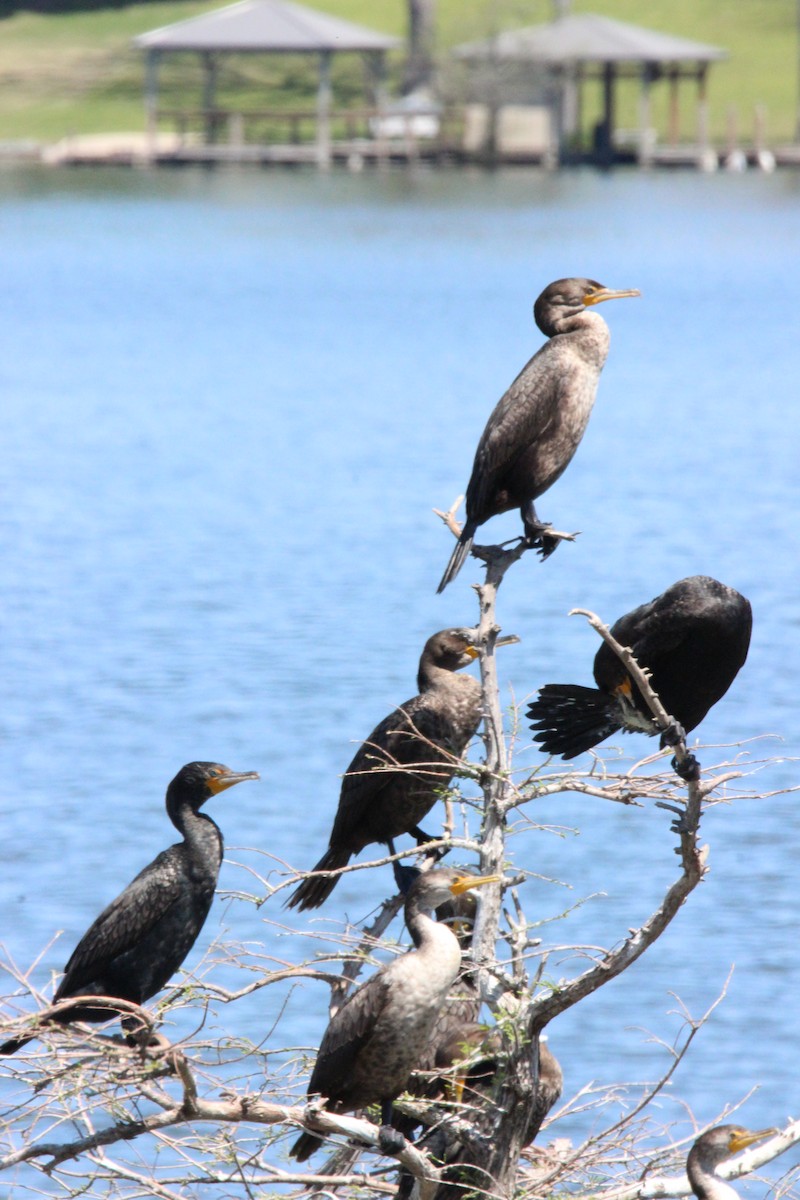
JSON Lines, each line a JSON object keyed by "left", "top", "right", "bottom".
{"left": 0, "top": 0, "right": 796, "bottom": 144}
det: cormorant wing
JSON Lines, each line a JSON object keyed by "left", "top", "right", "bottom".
{"left": 467, "top": 352, "right": 571, "bottom": 515}
{"left": 56, "top": 846, "right": 187, "bottom": 995}
{"left": 330, "top": 699, "right": 448, "bottom": 839}
{"left": 307, "top": 972, "right": 392, "bottom": 1099}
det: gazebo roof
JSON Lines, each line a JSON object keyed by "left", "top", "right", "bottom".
{"left": 453, "top": 13, "right": 726, "bottom": 65}
{"left": 134, "top": 0, "right": 401, "bottom": 54}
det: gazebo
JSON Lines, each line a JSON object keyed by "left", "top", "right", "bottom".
{"left": 134, "top": 0, "right": 401, "bottom": 163}
{"left": 453, "top": 13, "right": 727, "bottom": 165}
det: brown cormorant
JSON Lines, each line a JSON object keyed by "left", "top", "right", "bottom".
{"left": 437, "top": 277, "right": 640, "bottom": 592}
{"left": 686, "top": 1125, "right": 775, "bottom": 1200}
{"left": 287, "top": 629, "right": 515, "bottom": 912}
{"left": 0, "top": 761, "right": 259, "bottom": 1055}
{"left": 397, "top": 1030, "right": 562, "bottom": 1200}
{"left": 527, "top": 576, "right": 752, "bottom": 760}
{"left": 289, "top": 866, "right": 501, "bottom": 1162}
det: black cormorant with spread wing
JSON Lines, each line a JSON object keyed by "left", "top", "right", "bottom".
{"left": 0, "top": 762, "right": 258, "bottom": 1055}
{"left": 287, "top": 630, "right": 515, "bottom": 911}
{"left": 686, "top": 1125, "right": 775, "bottom": 1200}
{"left": 437, "top": 277, "right": 639, "bottom": 592}
{"left": 289, "top": 867, "right": 500, "bottom": 1162}
{"left": 528, "top": 576, "right": 752, "bottom": 760}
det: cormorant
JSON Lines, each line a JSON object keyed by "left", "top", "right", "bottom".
{"left": 0, "top": 761, "right": 259, "bottom": 1055}
{"left": 686, "top": 1125, "right": 775, "bottom": 1200}
{"left": 289, "top": 866, "right": 501, "bottom": 1162}
{"left": 437, "top": 277, "right": 640, "bottom": 592}
{"left": 397, "top": 1029, "right": 562, "bottom": 1200}
{"left": 527, "top": 576, "right": 752, "bottom": 760}
{"left": 287, "top": 629, "right": 515, "bottom": 911}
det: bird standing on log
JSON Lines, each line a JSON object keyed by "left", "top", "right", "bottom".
{"left": 286, "top": 629, "right": 516, "bottom": 912}
{"left": 289, "top": 866, "right": 501, "bottom": 1162}
{"left": 0, "top": 761, "right": 259, "bottom": 1055}
{"left": 437, "top": 277, "right": 639, "bottom": 592}
{"left": 527, "top": 576, "right": 752, "bottom": 760}
{"left": 685, "top": 1125, "right": 776, "bottom": 1200}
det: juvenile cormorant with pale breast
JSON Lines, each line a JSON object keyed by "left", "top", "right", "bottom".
{"left": 287, "top": 630, "right": 516, "bottom": 911}
{"left": 289, "top": 866, "right": 500, "bottom": 1162}
{"left": 528, "top": 576, "right": 752, "bottom": 760}
{"left": 0, "top": 761, "right": 259, "bottom": 1055}
{"left": 437, "top": 277, "right": 640, "bottom": 592}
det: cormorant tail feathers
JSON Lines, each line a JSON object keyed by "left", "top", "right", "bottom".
{"left": 437, "top": 524, "right": 476, "bottom": 593}
{"left": 286, "top": 846, "right": 352, "bottom": 912}
{"left": 290, "top": 1129, "right": 324, "bottom": 1162}
{"left": 0, "top": 1032, "right": 35, "bottom": 1056}
{"left": 527, "top": 683, "right": 622, "bottom": 759}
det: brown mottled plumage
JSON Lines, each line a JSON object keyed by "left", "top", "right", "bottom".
{"left": 438, "top": 277, "right": 639, "bottom": 592}
{"left": 287, "top": 630, "right": 514, "bottom": 912}
{"left": 289, "top": 868, "right": 500, "bottom": 1162}
{"left": 0, "top": 763, "right": 259, "bottom": 1055}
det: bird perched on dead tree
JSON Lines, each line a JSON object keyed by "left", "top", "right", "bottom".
{"left": 286, "top": 629, "right": 516, "bottom": 911}
{"left": 0, "top": 762, "right": 259, "bottom": 1055}
{"left": 528, "top": 576, "right": 752, "bottom": 761}
{"left": 437, "top": 277, "right": 639, "bottom": 592}
{"left": 290, "top": 867, "right": 500, "bottom": 1162}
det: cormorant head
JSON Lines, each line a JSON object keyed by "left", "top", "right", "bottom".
{"left": 688, "top": 1124, "right": 777, "bottom": 1175}
{"left": 404, "top": 866, "right": 501, "bottom": 920}
{"left": 167, "top": 761, "right": 260, "bottom": 814}
{"left": 394, "top": 862, "right": 480, "bottom": 946}
{"left": 534, "top": 277, "right": 640, "bottom": 336}
{"left": 419, "top": 628, "right": 519, "bottom": 685}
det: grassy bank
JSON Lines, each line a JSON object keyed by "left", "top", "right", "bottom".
{"left": 0, "top": 0, "right": 796, "bottom": 145}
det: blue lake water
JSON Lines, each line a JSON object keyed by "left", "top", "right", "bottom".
{"left": 1, "top": 163, "right": 799, "bottom": 1191}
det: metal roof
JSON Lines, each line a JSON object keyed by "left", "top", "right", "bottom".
{"left": 454, "top": 14, "right": 726, "bottom": 65}
{"left": 134, "top": 0, "right": 401, "bottom": 53}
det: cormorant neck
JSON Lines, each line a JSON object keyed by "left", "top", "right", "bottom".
{"left": 540, "top": 305, "right": 608, "bottom": 340}
{"left": 690, "top": 1176, "right": 741, "bottom": 1200}
{"left": 689, "top": 1163, "right": 742, "bottom": 1200}
{"left": 167, "top": 793, "right": 215, "bottom": 842}
{"left": 405, "top": 896, "right": 456, "bottom": 949}
{"left": 418, "top": 657, "right": 472, "bottom": 692}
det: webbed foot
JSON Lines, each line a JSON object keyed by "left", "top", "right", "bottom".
{"left": 523, "top": 523, "right": 578, "bottom": 560}
{"left": 378, "top": 1125, "right": 407, "bottom": 1155}
{"left": 672, "top": 752, "right": 701, "bottom": 783}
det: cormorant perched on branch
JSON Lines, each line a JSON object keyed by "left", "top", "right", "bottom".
{"left": 0, "top": 762, "right": 259, "bottom": 1055}
{"left": 686, "top": 1125, "right": 775, "bottom": 1200}
{"left": 286, "top": 629, "right": 516, "bottom": 912}
{"left": 527, "top": 576, "right": 752, "bottom": 760}
{"left": 290, "top": 866, "right": 501, "bottom": 1162}
{"left": 437, "top": 277, "right": 640, "bottom": 592}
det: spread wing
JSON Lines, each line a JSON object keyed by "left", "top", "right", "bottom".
{"left": 56, "top": 847, "right": 187, "bottom": 996}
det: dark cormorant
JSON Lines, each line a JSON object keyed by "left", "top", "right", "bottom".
{"left": 527, "top": 576, "right": 752, "bottom": 760}
{"left": 0, "top": 761, "right": 259, "bottom": 1055}
{"left": 287, "top": 629, "right": 515, "bottom": 912}
{"left": 686, "top": 1125, "right": 775, "bottom": 1200}
{"left": 289, "top": 866, "right": 501, "bottom": 1162}
{"left": 437, "top": 277, "right": 640, "bottom": 592}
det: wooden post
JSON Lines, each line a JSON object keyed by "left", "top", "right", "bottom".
{"left": 143, "top": 49, "right": 160, "bottom": 161}
{"left": 202, "top": 52, "right": 218, "bottom": 144}
{"left": 667, "top": 69, "right": 680, "bottom": 145}
{"left": 601, "top": 60, "right": 615, "bottom": 164}
{"left": 316, "top": 50, "right": 332, "bottom": 169}
{"left": 637, "top": 63, "right": 654, "bottom": 165}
